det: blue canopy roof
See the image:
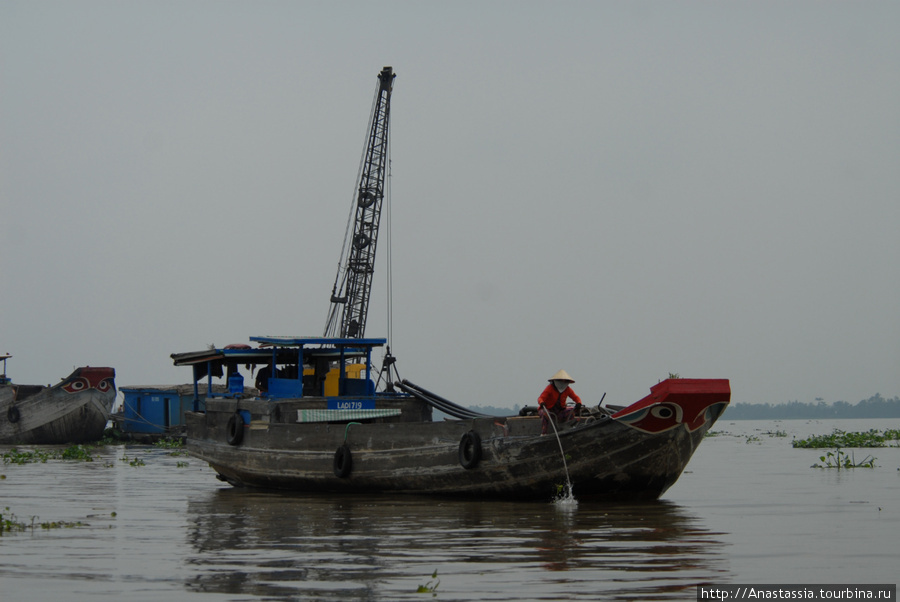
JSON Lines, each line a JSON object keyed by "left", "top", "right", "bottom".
{"left": 250, "top": 336, "right": 387, "bottom": 347}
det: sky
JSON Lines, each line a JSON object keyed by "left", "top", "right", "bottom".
{"left": 2, "top": 1, "right": 898, "bottom": 411}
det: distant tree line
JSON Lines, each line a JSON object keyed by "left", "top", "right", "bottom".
{"left": 723, "top": 394, "right": 900, "bottom": 420}
{"left": 468, "top": 404, "right": 521, "bottom": 416}
{"left": 461, "top": 395, "right": 900, "bottom": 420}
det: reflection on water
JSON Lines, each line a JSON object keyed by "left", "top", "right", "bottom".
{"left": 4, "top": 420, "right": 899, "bottom": 600}
{"left": 0, "top": 442, "right": 730, "bottom": 601}
{"left": 184, "top": 489, "right": 730, "bottom": 600}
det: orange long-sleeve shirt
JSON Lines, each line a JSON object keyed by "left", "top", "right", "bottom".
{"left": 538, "top": 383, "right": 582, "bottom": 411}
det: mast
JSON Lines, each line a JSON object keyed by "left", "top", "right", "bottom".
{"left": 324, "top": 66, "right": 396, "bottom": 338}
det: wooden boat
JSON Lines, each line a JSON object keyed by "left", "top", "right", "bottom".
{"left": 174, "top": 66, "right": 730, "bottom": 501}
{"left": 0, "top": 354, "right": 117, "bottom": 444}
{"left": 175, "top": 337, "right": 730, "bottom": 501}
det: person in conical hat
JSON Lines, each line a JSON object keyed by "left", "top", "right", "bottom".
{"left": 537, "top": 369, "right": 582, "bottom": 435}
{"left": 548, "top": 369, "right": 574, "bottom": 384}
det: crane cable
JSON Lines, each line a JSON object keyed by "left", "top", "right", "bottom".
{"left": 379, "top": 116, "right": 401, "bottom": 387}
{"left": 385, "top": 136, "right": 393, "bottom": 348}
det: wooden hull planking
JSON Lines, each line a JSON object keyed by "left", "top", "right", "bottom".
{"left": 186, "top": 389, "right": 729, "bottom": 501}
{"left": 0, "top": 367, "right": 117, "bottom": 445}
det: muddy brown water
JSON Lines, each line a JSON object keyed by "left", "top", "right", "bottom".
{"left": 1, "top": 419, "right": 898, "bottom": 601}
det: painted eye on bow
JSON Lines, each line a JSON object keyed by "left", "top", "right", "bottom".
{"left": 63, "top": 378, "right": 89, "bottom": 393}
{"left": 650, "top": 405, "right": 674, "bottom": 419}
{"left": 97, "top": 379, "right": 111, "bottom": 391}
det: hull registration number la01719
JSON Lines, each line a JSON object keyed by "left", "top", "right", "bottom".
{"left": 327, "top": 400, "right": 376, "bottom": 411}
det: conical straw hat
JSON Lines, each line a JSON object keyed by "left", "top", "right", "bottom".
{"left": 548, "top": 369, "right": 574, "bottom": 383}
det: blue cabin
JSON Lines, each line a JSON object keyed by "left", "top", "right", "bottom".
{"left": 170, "top": 337, "right": 387, "bottom": 409}
{"left": 118, "top": 384, "right": 221, "bottom": 438}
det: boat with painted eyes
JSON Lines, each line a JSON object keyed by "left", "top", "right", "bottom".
{"left": 174, "top": 339, "right": 730, "bottom": 501}
{"left": 0, "top": 353, "right": 117, "bottom": 445}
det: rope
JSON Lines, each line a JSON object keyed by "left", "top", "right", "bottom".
{"left": 118, "top": 409, "right": 169, "bottom": 431}
{"left": 344, "top": 422, "right": 362, "bottom": 443}
{"left": 544, "top": 411, "right": 573, "bottom": 489}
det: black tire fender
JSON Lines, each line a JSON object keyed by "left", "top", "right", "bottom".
{"left": 7, "top": 406, "right": 20, "bottom": 424}
{"left": 226, "top": 411, "right": 244, "bottom": 446}
{"left": 334, "top": 444, "right": 352, "bottom": 478}
{"left": 458, "top": 430, "right": 482, "bottom": 469}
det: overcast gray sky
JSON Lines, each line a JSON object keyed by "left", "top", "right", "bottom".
{"left": 2, "top": 1, "right": 898, "bottom": 410}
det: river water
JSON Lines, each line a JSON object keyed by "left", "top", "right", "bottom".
{"left": 1, "top": 418, "right": 898, "bottom": 601}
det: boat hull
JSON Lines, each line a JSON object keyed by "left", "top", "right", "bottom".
{"left": 186, "top": 379, "right": 730, "bottom": 501}
{"left": 0, "top": 367, "right": 117, "bottom": 445}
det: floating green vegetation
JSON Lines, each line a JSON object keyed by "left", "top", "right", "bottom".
{"left": 0, "top": 508, "right": 25, "bottom": 533}
{"left": 119, "top": 453, "right": 145, "bottom": 467}
{"left": 60, "top": 444, "right": 95, "bottom": 461}
{"left": 99, "top": 429, "right": 126, "bottom": 445}
{"left": 812, "top": 449, "right": 876, "bottom": 469}
{"left": 0, "top": 507, "right": 86, "bottom": 534}
{"left": 2, "top": 448, "right": 54, "bottom": 464}
{"left": 793, "top": 429, "right": 899, "bottom": 449}
{"left": 152, "top": 437, "right": 184, "bottom": 449}
{"left": 705, "top": 429, "right": 787, "bottom": 440}
{"left": 416, "top": 570, "right": 440, "bottom": 595}
{"left": 153, "top": 437, "right": 188, "bottom": 456}
{"left": 37, "top": 518, "right": 87, "bottom": 529}
{"left": 2, "top": 444, "right": 99, "bottom": 465}
{"left": 176, "top": 461, "right": 189, "bottom": 468}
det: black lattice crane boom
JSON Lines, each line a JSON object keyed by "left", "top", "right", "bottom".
{"left": 324, "top": 66, "right": 396, "bottom": 339}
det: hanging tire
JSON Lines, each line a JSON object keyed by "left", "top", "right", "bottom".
{"left": 7, "top": 406, "right": 20, "bottom": 424}
{"left": 458, "top": 431, "right": 482, "bottom": 469}
{"left": 226, "top": 411, "right": 244, "bottom": 446}
{"left": 334, "top": 444, "right": 352, "bottom": 478}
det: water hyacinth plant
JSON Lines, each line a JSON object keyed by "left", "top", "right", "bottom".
{"left": 152, "top": 437, "right": 184, "bottom": 450}
{"left": 2, "top": 444, "right": 97, "bottom": 464}
{"left": 416, "top": 570, "right": 440, "bottom": 595}
{"left": 792, "top": 429, "right": 899, "bottom": 449}
{"left": 811, "top": 449, "right": 876, "bottom": 469}
{"left": 0, "top": 507, "right": 86, "bottom": 534}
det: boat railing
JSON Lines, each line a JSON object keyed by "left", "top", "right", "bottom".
{"left": 1, "top": 353, "right": 10, "bottom": 385}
